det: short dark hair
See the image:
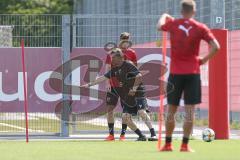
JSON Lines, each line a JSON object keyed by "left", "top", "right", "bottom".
{"left": 181, "top": 0, "right": 196, "bottom": 14}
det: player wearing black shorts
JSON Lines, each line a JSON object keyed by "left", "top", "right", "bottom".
{"left": 104, "top": 32, "right": 138, "bottom": 141}
{"left": 157, "top": 0, "right": 220, "bottom": 152}
{"left": 167, "top": 74, "right": 202, "bottom": 106}
{"left": 81, "top": 48, "right": 156, "bottom": 141}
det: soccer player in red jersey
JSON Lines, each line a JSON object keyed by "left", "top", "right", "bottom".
{"left": 104, "top": 32, "right": 137, "bottom": 141}
{"left": 105, "top": 32, "right": 137, "bottom": 67}
{"left": 157, "top": 0, "right": 220, "bottom": 152}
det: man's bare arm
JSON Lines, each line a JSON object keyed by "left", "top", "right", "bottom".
{"left": 81, "top": 76, "right": 108, "bottom": 88}
{"left": 128, "top": 73, "right": 143, "bottom": 96}
{"left": 157, "top": 13, "right": 174, "bottom": 31}
{"left": 200, "top": 39, "right": 220, "bottom": 65}
{"left": 105, "top": 64, "right": 111, "bottom": 89}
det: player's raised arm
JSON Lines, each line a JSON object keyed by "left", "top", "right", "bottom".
{"left": 157, "top": 13, "right": 174, "bottom": 31}
{"left": 81, "top": 75, "right": 108, "bottom": 88}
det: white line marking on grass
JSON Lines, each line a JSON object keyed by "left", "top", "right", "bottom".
{"left": 0, "top": 122, "right": 45, "bottom": 133}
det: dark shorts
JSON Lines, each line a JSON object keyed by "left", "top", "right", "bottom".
{"left": 121, "top": 97, "right": 148, "bottom": 115}
{"left": 167, "top": 74, "right": 201, "bottom": 106}
{"left": 106, "top": 87, "right": 120, "bottom": 106}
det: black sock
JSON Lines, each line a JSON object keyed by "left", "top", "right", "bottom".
{"left": 182, "top": 137, "right": 189, "bottom": 144}
{"left": 108, "top": 123, "right": 114, "bottom": 135}
{"left": 121, "top": 124, "right": 127, "bottom": 136}
{"left": 150, "top": 128, "right": 156, "bottom": 137}
{"left": 166, "top": 136, "right": 172, "bottom": 144}
{"left": 134, "top": 128, "right": 144, "bottom": 137}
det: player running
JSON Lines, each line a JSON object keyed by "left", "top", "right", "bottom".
{"left": 104, "top": 32, "right": 137, "bottom": 141}
{"left": 157, "top": 0, "right": 220, "bottom": 152}
{"left": 81, "top": 48, "right": 156, "bottom": 141}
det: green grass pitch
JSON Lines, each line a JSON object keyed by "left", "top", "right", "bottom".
{"left": 0, "top": 140, "right": 239, "bottom": 160}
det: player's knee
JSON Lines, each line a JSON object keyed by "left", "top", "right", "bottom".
{"left": 138, "top": 109, "right": 149, "bottom": 121}
{"left": 138, "top": 109, "right": 144, "bottom": 114}
{"left": 107, "top": 105, "right": 115, "bottom": 113}
{"left": 107, "top": 112, "right": 114, "bottom": 119}
{"left": 122, "top": 117, "right": 128, "bottom": 124}
{"left": 122, "top": 113, "right": 131, "bottom": 123}
{"left": 107, "top": 114, "right": 114, "bottom": 121}
{"left": 184, "top": 115, "right": 194, "bottom": 123}
{"left": 166, "top": 113, "right": 175, "bottom": 123}
{"left": 107, "top": 110, "right": 113, "bottom": 115}
{"left": 122, "top": 113, "right": 127, "bottom": 120}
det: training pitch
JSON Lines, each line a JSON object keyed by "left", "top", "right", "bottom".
{"left": 0, "top": 140, "right": 239, "bottom": 160}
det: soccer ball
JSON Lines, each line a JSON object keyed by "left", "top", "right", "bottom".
{"left": 202, "top": 128, "right": 215, "bottom": 142}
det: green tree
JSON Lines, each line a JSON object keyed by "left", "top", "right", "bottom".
{"left": 0, "top": 0, "right": 73, "bottom": 14}
{"left": 0, "top": 0, "right": 73, "bottom": 47}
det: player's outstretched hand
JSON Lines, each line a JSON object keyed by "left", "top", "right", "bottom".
{"left": 80, "top": 84, "right": 89, "bottom": 88}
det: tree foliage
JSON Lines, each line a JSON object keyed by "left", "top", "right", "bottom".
{"left": 0, "top": 0, "right": 73, "bottom": 47}
{"left": 0, "top": 0, "right": 73, "bottom": 14}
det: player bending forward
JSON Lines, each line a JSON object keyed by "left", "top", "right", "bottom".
{"left": 82, "top": 48, "right": 157, "bottom": 141}
{"left": 157, "top": 0, "right": 220, "bottom": 152}
{"left": 104, "top": 32, "right": 137, "bottom": 141}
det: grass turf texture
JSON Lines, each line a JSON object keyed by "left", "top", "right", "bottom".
{"left": 0, "top": 140, "right": 239, "bottom": 160}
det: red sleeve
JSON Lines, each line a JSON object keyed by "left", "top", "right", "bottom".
{"left": 132, "top": 51, "right": 137, "bottom": 64}
{"left": 131, "top": 50, "right": 137, "bottom": 64}
{"left": 161, "top": 18, "right": 174, "bottom": 32}
{"left": 201, "top": 24, "right": 215, "bottom": 43}
{"left": 105, "top": 54, "right": 111, "bottom": 64}
{"left": 124, "top": 49, "right": 137, "bottom": 64}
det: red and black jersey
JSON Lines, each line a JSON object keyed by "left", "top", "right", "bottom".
{"left": 104, "top": 61, "right": 145, "bottom": 98}
{"left": 105, "top": 48, "right": 137, "bottom": 87}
